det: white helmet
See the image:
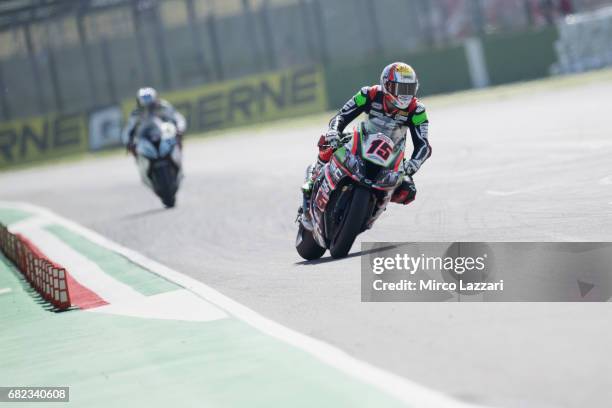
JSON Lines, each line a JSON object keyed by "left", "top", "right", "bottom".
{"left": 380, "top": 62, "right": 419, "bottom": 110}
{"left": 136, "top": 87, "right": 159, "bottom": 111}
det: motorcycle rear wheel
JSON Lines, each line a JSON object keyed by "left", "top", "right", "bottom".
{"left": 296, "top": 223, "right": 326, "bottom": 261}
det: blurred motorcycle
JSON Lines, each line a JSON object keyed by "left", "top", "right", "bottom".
{"left": 134, "top": 116, "right": 183, "bottom": 208}
{"left": 296, "top": 116, "right": 406, "bottom": 260}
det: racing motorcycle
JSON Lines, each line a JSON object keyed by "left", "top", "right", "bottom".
{"left": 134, "top": 116, "right": 183, "bottom": 208}
{"left": 296, "top": 116, "right": 407, "bottom": 260}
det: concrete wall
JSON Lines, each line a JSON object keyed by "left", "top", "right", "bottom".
{"left": 483, "top": 27, "right": 558, "bottom": 85}
{"left": 0, "top": 0, "right": 563, "bottom": 122}
{"left": 324, "top": 45, "right": 472, "bottom": 109}
{"left": 324, "top": 27, "right": 560, "bottom": 110}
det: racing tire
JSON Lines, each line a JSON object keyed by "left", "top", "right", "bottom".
{"left": 151, "top": 162, "right": 178, "bottom": 208}
{"left": 161, "top": 194, "right": 176, "bottom": 208}
{"left": 329, "top": 186, "right": 371, "bottom": 259}
{"left": 296, "top": 223, "right": 326, "bottom": 261}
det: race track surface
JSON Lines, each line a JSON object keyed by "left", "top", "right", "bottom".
{"left": 2, "top": 72, "right": 612, "bottom": 408}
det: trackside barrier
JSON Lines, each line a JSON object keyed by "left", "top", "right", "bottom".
{"left": 553, "top": 6, "right": 612, "bottom": 74}
{"left": 0, "top": 223, "right": 71, "bottom": 310}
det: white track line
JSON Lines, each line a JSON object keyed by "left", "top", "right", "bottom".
{"left": 90, "top": 289, "right": 228, "bottom": 322}
{"left": 9, "top": 216, "right": 52, "bottom": 232}
{"left": 6, "top": 212, "right": 229, "bottom": 320}
{"left": 0, "top": 288, "right": 12, "bottom": 295}
{"left": 0, "top": 201, "right": 481, "bottom": 408}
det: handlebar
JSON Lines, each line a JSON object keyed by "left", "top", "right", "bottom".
{"left": 318, "top": 132, "right": 354, "bottom": 152}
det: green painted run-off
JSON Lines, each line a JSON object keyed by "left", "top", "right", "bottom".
{"left": 0, "top": 207, "right": 411, "bottom": 407}
{"left": 45, "top": 224, "right": 178, "bottom": 296}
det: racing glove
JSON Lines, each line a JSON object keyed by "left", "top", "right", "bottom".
{"left": 323, "top": 129, "right": 340, "bottom": 148}
{"left": 127, "top": 142, "right": 137, "bottom": 156}
{"left": 403, "top": 159, "right": 419, "bottom": 176}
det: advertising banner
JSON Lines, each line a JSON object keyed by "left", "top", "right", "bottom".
{"left": 122, "top": 65, "right": 328, "bottom": 134}
{"left": 0, "top": 66, "right": 326, "bottom": 170}
{"left": 88, "top": 106, "right": 123, "bottom": 151}
{"left": 0, "top": 113, "right": 88, "bottom": 169}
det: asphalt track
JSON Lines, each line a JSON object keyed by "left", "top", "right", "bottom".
{"left": 2, "top": 71, "right": 612, "bottom": 408}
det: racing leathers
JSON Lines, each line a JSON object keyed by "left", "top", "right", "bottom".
{"left": 306, "top": 85, "right": 431, "bottom": 205}
{"left": 122, "top": 99, "right": 187, "bottom": 154}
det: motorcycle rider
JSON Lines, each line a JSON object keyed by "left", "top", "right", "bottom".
{"left": 301, "top": 62, "right": 431, "bottom": 217}
{"left": 122, "top": 87, "right": 187, "bottom": 155}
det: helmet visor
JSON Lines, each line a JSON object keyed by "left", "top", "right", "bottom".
{"left": 139, "top": 94, "right": 155, "bottom": 106}
{"left": 386, "top": 81, "right": 417, "bottom": 97}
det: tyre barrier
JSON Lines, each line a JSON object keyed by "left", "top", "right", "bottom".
{"left": 0, "top": 223, "right": 71, "bottom": 310}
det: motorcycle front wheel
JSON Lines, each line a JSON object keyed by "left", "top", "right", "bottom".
{"left": 329, "top": 186, "right": 372, "bottom": 259}
{"left": 151, "top": 162, "right": 178, "bottom": 208}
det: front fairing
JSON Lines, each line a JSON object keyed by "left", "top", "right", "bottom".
{"left": 158, "top": 138, "right": 177, "bottom": 158}
{"left": 136, "top": 138, "right": 159, "bottom": 159}
{"left": 344, "top": 117, "right": 406, "bottom": 170}
{"left": 136, "top": 116, "right": 178, "bottom": 160}
{"left": 329, "top": 146, "right": 402, "bottom": 192}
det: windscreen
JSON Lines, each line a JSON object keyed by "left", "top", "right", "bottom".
{"left": 362, "top": 116, "right": 406, "bottom": 146}
{"left": 137, "top": 116, "right": 163, "bottom": 142}
{"left": 358, "top": 116, "right": 407, "bottom": 168}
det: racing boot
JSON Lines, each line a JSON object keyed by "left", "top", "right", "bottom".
{"left": 298, "top": 159, "right": 325, "bottom": 229}
{"left": 299, "top": 134, "right": 336, "bottom": 227}
{"left": 391, "top": 176, "right": 417, "bottom": 205}
{"left": 301, "top": 159, "right": 324, "bottom": 195}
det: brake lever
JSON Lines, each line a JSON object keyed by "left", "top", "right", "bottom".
{"left": 340, "top": 133, "right": 352, "bottom": 145}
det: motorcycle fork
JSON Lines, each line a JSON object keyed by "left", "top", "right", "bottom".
{"left": 367, "top": 191, "right": 393, "bottom": 230}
